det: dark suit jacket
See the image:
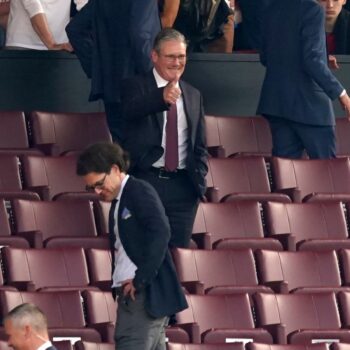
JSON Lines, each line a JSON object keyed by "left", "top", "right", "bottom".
{"left": 109, "top": 176, "right": 188, "bottom": 318}
{"left": 334, "top": 8, "right": 350, "bottom": 55}
{"left": 121, "top": 71, "right": 208, "bottom": 197}
{"left": 65, "top": 0, "right": 161, "bottom": 103}
{"left": 257, "top": 0, "right": 344, "bottom": 126}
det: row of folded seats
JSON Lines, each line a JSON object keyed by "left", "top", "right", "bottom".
{"left": 1, "top": 153, "right": 350, "bottom": 204}
{"left": 3, "top": 247, "right": 350, "bottom": 344}
{"left": 0, "top": 111, "right": 350, "bottom": 158}
{"left": 1, "top": 198, "right": 350, "bottom": 251}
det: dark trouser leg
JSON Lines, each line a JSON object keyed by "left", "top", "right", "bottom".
{"left": 135, "top": 171, "right": 199, "bottom": 248}
{"left": 104, "top": 101, "right": 123, "bottom": 144}
{"left": 115, "top": 291, "right": 168, "bottom": 350}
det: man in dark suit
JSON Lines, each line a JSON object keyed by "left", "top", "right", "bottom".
{"left": 66, "top": 0, "right": 161, "bottom": 143}
{"left": 77, "top": 143, "right": 188, "bottom": 350}
{"left": 257, "top": 0, "right": 350, "bottom": 159}
{"left": 4, "top": 303, "right": 57, "bottom": 350}
{"left": 121, "top": 28, "right": 208, "bottom": 248}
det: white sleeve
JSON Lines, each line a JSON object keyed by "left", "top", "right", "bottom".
{"left": 74, "top": 0, "right": 89, "bottom": 11}
{"left": 21, "top": 0, "right": 44, "bottom": 18}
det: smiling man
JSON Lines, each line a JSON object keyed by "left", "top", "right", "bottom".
{"left": 77, "top": 142, "right": 187, "bottom": 350}
{"left": 318, "top": 0, "right": 350, "bottom": 54}
{"left": 121, "top": 28, "right": 208, "bottom": 249}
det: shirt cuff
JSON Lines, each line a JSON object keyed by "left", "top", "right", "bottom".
{"left": 340, "top": 89, "right": 347, "bottom": 97}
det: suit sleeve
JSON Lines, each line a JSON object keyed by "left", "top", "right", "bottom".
{"left": 65, "top": 0, "right": 93, "bottom": 78}
{"left": 129, "top": 0, "right": 161, "bottom": 74}
{"left": 300, "top": 0, "right": 344, "bottom": 100}
{"left": 121, "top": 77, "right": 169, "bottom": 122}
{"left": 128, "top": 182, "right": 171, "bottom": 290}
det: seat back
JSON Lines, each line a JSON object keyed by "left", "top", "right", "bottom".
{"left": 264, "top": 202, "right": 348, "bottom": 241}
{"left": 271, "top": 158, "right": 350, "bottom": 198}
{"left": 0, "top": 111, "right": 29, "bottom": 148}
{"left": 21, "top": 155, "right": 86, "bottom": 199}
{"left": 29, "top": 111, "right": 112, "bottom": 154}
{"left": 85, "top": 249, "right": 112, "bottom": 290}
{"left": 12, "top": 199, "right": 98, "bottom": 241}
{"left": 172, "top": 248, "right": 260, "bottom": 289}
{"left": 0, "top": 155, "right": 23, "bottom": 191}
{"left": 2, "top": 247, "right": 91, "bottom": 290}
{"left": 256, "top": 250, "right": 342, "bottom": 291}
{"left": 207, "top": 157, "right": 272, "bottom": 201}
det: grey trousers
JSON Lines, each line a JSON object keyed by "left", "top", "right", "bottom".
{"left": 114, "top": 290, "right": 168, "bottom": 350}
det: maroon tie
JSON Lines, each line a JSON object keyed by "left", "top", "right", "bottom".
{"left": 164, "top": 103, "right": 178, "bottom": 172}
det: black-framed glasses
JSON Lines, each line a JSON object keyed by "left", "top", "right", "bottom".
{"left": 85, "top": 173, "right": 108, "bottom": 192}
{"left": 161, "top": 54, "right": 187, "bottom": 62}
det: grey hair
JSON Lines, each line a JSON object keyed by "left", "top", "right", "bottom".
{"left": 153, "top": 28, "right": 187, "bottom": 53}
{"left": 4, "top": 303, "right": 48, "bottom": 334}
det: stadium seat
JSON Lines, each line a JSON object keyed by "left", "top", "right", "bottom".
{"left": 247, "top": 343, "right": 330, "bottom": 350}
{"left": 192, "top": 202, "right": 283, "bottom": 250}
{"left": 85, "top": 249, "right": 112, "bottom": 291}
{"left": 253, "top": 292, "right": 350, "bottom": 344}
{"left": 256, "top": 250, "right": 348, "bottom": 293}
{"left": 82, "top": 290, "right": 116, "bottom": 342}
{"left": 338, "top": 249, "right": 350, "bottom": 286}
{"left": 167, "top": 344, "right": 245, "bottom": 350}
{"left": 169, "top": 294, "right": 273, "bottom": 344}
{"left": 335, "top": 117, "right": 350, "bottom": 157}
{"left": 0, "top": 111, "right": 43, "bottom": 156}
{"left": 21, "top": 155, "right": 87, "bottom": 200}
{"left": 270, "top": 157, "right": 350, "bottom": 202}
{"left": 172, "top": 248, "right": 272, "bottom": 295}
{"left": 205, "top": 116, "right": 272, "bottom": 158}
{"left": 74, "top": 342, "right": 114, "bottom": 350}
{"left": 28, "top": 111, "right": 112, "bottom": 155}
{"left": 11, "top": 199, "right": 109, "bottom": 248}
{"left": 206, "top": 157, "right": 291, "bottom": 203}
{"left": 52, "top": 341, "right": 74, "bottom": 350}
{"left": 263, "top": 201, "right": 350, "bottom": 251}
{"left": 2, "top": 247, "right": 96, "bottom": 291}
{"left": 0, "top": 290, "right": 101, "bottom": 341}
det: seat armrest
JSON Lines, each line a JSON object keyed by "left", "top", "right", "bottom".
{"left": 207, "top": 146, "right": 225, "bottom": 158}
{"left": 191, "top": 232, "right": 212, "bottom": 249}
{"left": 181, "top": 281, "right": 205, "bottom": 295}
{"left": 35, "top": 143, "right": 60, "bottom": 156}
{"left": 205, "top": 187, "right": 220, "bottom": 203}
{"left": 274, "top": 187, "right": 302, "bottom": 203}
{"left": 14, "top": 230, "right": 43, "bottom": 248}
{"left": 269, "top": 233, "right": 296, "bottom": 251}
{"left": 264, "top": 281, "right": 289, "bottom": 294}
{"left": 262, "top": 323, "right": 286, "bottom": 344}
{"left": 176, "top": 322, "right": 201, "bottom": 344}
{"left": 26, "top": 186, "right": 50, "bottom": 200}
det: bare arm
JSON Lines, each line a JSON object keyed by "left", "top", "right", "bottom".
{"left": 0, "top": 1, "right": 10, "bottom": 28}
{"left": 160, "top": 0, "right": 180, "bottom": 28}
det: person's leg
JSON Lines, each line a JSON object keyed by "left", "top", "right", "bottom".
{"left": 115, "top": 291, "right": 167, "bottom": 350}
{"left": 296, "top": 124, "right": 336, "bottom": 159}
{"left": 153, "top": 317, "right": 169, "bottom": 350}
{"left": 264, "top": 115, "right": 304, "bottom": 158}
{"left": 103, "top": 101, "right": 123, "bottom": 144}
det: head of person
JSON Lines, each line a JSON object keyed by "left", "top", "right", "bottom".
{"left": 4, "top": 303, "right": 49, "bottom": 350}
{"left": 77, "top": 142, "right": 130, "bottom": 202}
{"left": 151, "top": 28, "right": 187, "bottom": 82}
{"left": 318, "top": 0, "right": 346, "bottom": 23}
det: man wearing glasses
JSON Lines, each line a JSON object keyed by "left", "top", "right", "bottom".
{"left": 121, "top": 28, "right": 208, "bottom": 249}
{"left": 77, "top": 142, "right": 187, "bottom": 350}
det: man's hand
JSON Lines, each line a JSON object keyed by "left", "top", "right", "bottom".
{"left": 49, "top": 42, "right": 73, "bottom": 52}
{"left": 163, "top": 76, "right": 181, "bottom": 105}
{"left": 339, "top": 92, "right": 350, "bottom": 121}
{"left": 122, "top": 279, "right": 136, "bottom": 301}
{"left": 329, "top": 55, "right": 339, "bottom": 70}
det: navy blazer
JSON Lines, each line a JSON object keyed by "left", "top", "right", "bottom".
{"left": 121, "top": 71, "right": 208, "bottom": 197}
{"left": 109, "top": 176, "right": 188, "bottom": 318}
{"left": 257, "top": 0, "right": 344, "bottom": 126}
{"left": 66, "top": 0, "right": 161, "bottom": 103}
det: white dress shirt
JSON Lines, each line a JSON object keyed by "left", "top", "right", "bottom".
{"left": 152, "top": 68, "right": 189, "bottom": 169}
{"left": 111, "top": 175, "right": 137, "bottom": 288}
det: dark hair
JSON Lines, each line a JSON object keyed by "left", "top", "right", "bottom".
{"left": 76, "top": 142, "right": 130, "bottom": 176}
{"left": 153, "top": 28, "right": 187, "bottom": 53}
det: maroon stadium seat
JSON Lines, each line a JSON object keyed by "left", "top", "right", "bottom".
{"left": 28, "top": 111, "right": 112, "bottom": 155}
{"left": 337, "top": 291, "right": 350, "bottom": 328}
{"left": 2, "top": 247, "right": 96, "bottom": 291}
{"left": 256, "top": 250, "right": 348, "bottom": 293}
{"left": 247, "top": 343, "right": 330, "bottom": 350}
{"left": 21, "top": 155, "right": 87, "bottom": 200}
{"left": 206, "top": 157, "right": 291, "bottom": 203}
{"left": 167, "top": 344, "right": 245, "bottom": 350}
{"left": 82, "top": 290, "right": 116, "bottom": 342}
{"left": 11, "top": 199, "right": 109, "bottom": 248}
{"left": 254, "top": 292, "right": 350, "bottom": 344}
{"left": 205, "top": 116, "right": 272, "bottom": 158}
{"left": 192, "top": 202, "right": 283, "bottom": 250}
{"left": 270, "top": 157, "right": 350, "bottom": 202}
{"left": 74, "top": 342, "right": 114, "bottom": 350}
{"left": 338, "top": 249, "right": 350, "bottom": 286}
{"left": 172, "top": 248, "right": 272, "bottom": 295}
{"left": 0, "top": 290, "right": 101, "bottom": 341}
{"left": 264, "top": 201, "right": 350, "bottom": 251}
{"left": 169, "top": 294, "right": 273, "bottom": 344}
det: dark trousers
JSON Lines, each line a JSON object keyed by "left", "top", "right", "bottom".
{"left": 264, "top": 115, "right": 336, "bottom": 159}
{"left": 104, "top": 101, "right": 123, "bottom": 144}
{"left": 135, "top": 169, "right": 199, "bottom": 248}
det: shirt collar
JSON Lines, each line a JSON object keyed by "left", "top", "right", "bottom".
{"left": 37, "top": 341, "right": 53, "bottom": 350}
{"left": 153, "top": 68, "right": 179, "bottom": 88}
{"left": 116, "top": 174, "right": 130, "bottom": 202}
